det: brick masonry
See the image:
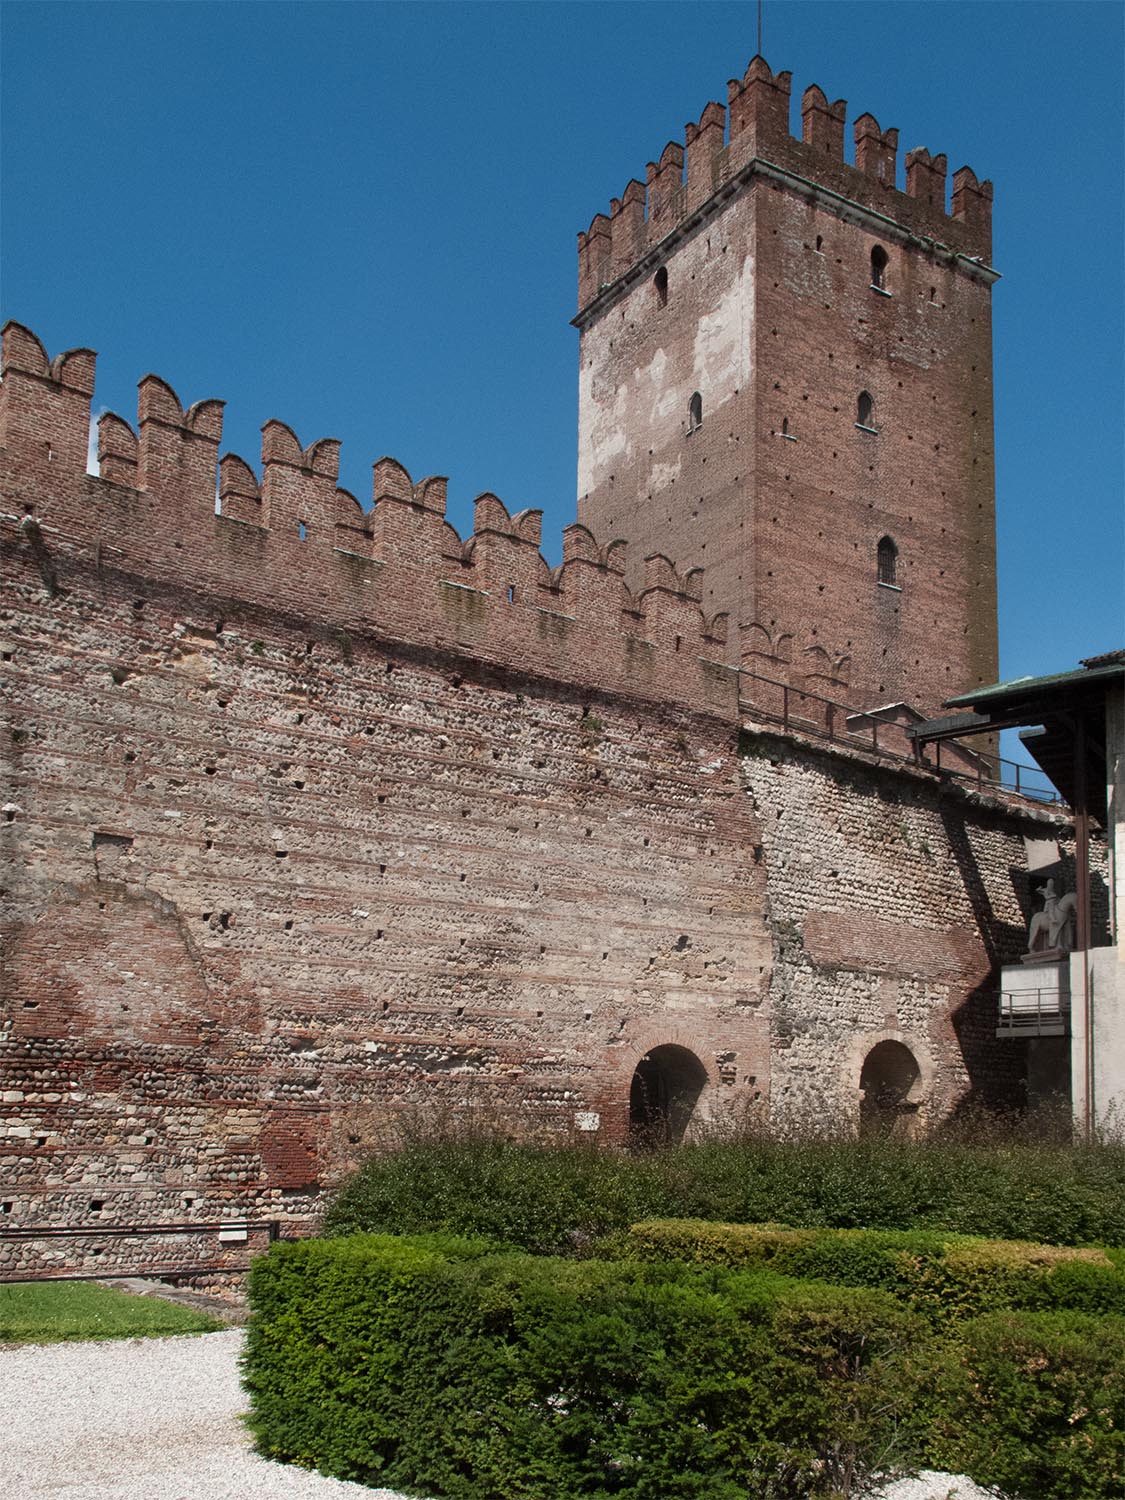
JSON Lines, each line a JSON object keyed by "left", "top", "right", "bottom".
{"left": 577, "top": 56, "right": 998, "bottom": 715}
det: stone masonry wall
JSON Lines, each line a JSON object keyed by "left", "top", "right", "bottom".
{"left": 0, "top": 320, "right": 1079, "bottom": 1279}
{"left": 743, "top": 728, "right": 1078, "bottom": 1128}
{"left": 1, "top": 425, "right": 772, "bottom": 1271}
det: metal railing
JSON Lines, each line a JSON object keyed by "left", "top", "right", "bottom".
{"left": 997, "top": 988, "right": 1071, "bottom": 1038}
{"left": 0, "top": 1217, "right": 282, "bottom": 1283}
{"left": 737, "top": 670, "right": 1063, "bottom": 807}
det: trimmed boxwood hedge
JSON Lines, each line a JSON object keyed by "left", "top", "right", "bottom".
{"left": 244, "top": 1232, "right": 1125, "bottom": 1500}
{"left": 919, "top": 1309, "right": 1125, "bottom": 1500}
{"left": 245, "top": 1233, "right": 930, "bottom": 1499}
{"left": 621, "top": 1220, "right": 1125, "bottom": 1324}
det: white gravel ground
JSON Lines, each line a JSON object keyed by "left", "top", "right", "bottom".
{"left": 3, "top": 1328, "right": 406, "bottom": 1499}
{"left": 2, "top": 1328, "right": 1008, "bottom": 1500}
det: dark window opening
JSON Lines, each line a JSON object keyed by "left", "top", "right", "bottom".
{"left": 687, "top": 391, "right": 703, "bottom": 433}
{"left": 815, "top": 234, "right": 823, "bottom": 252}
{"left": 877, "top": 536, "right": 898, "bottom": 587}
{"left": 856, "top": 391, "right": 875, "bottom": 429}
{"left": 870, "top": 244, "right": 888, "bottom": 290}
{"left": 654, "top": 266, "right": 668, "bottom": 307}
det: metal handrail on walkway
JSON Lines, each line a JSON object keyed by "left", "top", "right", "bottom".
{"left": 997, "top": 987, "right": 1071, "bottom": 1037}
{"left": 737, "top": 670, "right": 1062, "bottom": 807}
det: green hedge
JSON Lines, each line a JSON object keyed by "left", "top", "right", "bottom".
{"left": 622, "top": 1220, "right": 1125, "bottom": 1324}
{"left": 325, "top": 1136, "right": 1125, "bottom": 1252}
{"left": 245, "top": 1233, "right": 929, "bottom": 1499}
{"left": 245, "top": 1233, "right": 1125, "bottom": 1499}
{"left": 921, "top": 1310, "right": 1125, "bottom": 1500}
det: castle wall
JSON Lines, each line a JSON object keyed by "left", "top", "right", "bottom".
{"left": 576, "top": 200, "right": 760, "bottom": 635}
{"left": 0, "top": 322, "right": 1073, "bottom": 1277}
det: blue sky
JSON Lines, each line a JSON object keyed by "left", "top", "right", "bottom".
{"left": 3, "top": 1, "right": 1122, "bottom": 697}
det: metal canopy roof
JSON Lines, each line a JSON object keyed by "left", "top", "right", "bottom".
{"left": 909, "top": 652, "right": 1123, "bottom": 826}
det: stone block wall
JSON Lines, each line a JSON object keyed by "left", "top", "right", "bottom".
{"left": 741, "top": 729, "right": 1070, "bottom": 1128}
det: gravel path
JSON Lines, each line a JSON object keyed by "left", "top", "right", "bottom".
{"left": 3, "top": 1328, "right": 408, "bottom": 1499}
{"left": 3, "top": 1328, "right": 1006, "bottom": 1500}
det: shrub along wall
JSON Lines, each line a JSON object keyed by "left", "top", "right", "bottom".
{"left": 324, "top": 1136, "right": 1125, "bottom": 1252}
{"left": 245, "top": 1232, "right": 1125, "bottom": 1500}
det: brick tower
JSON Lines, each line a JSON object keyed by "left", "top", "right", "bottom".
{"left": 575, "top": 57, "right": 998, "bottom": 715}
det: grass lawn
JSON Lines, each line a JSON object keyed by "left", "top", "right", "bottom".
{"left": 0, "top": 1280, "right": 226, "bottom": 1344}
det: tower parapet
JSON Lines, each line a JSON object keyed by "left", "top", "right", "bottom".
{"left": 576, "top": 55, "right": 993, "bottom": 313}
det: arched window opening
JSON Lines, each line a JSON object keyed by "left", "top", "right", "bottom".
{"left": 856, "top": 391, "right": 875, "bottom": 429}
{"left": 859, "top": 1040, "right": 921, "bottom": 1138}
{"left": 297, "top": 520, "right": 309, "bottom": 542}
{"left": 629, "top": 1044, "right": 708, "bottom": 1147}
{"left": 654, "top": 266, "right": 669, "bottom": 307}
{"left": 781, "top": 417, "right": 789, "bottom": 436}
{"left": 687, "top": 391, "right": 703, "bottom": 433}
{"left": 870, "top": 244, "right": 888, "bottom": 290}
{"left": 815, "top": 234, "right": 823, "bottom": 253}
{"left": 877, "top": 535, "right": 898, "bottom": 587}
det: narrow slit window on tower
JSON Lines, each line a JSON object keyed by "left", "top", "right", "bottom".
{"left": 856, "top": 391, "right": 876, "bottom": 430}
{"left": 870, "top": 244, "right": 889, "bottom": 292}
{"left": 877, "top": 535, "right": 899, "bottom": 588}
{"left": 688, "top": 391, "right": 703, "bottom": 433}
{"left": 297, "top": 520, "right": 308, "bottom": 541}
{"left": 654, "top": 266, "right": 669, "bottom": 307}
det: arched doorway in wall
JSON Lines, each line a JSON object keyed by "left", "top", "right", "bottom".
{"left": 628, "top": 1044, "right": 708, "bottom": 1146}
{"left": 859, "top": 1039, "right": 922, "bottom": 1138}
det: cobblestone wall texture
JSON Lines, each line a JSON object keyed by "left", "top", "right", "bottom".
{"left": 740, "top": 730, "right": 1066, "bottom": 1127}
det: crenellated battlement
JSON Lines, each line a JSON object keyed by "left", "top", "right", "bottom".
{"left": 577, "top": 54, "right": 993, "bottom": 312}
{"left": 0, "top": 322, "right": 736, "bottom": 718}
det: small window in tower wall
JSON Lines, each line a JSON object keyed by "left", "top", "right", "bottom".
{"left": 654, "top": 267, "right": 669, "bottom": 307}
{"left": 877, "top": 536, "right": 899, "bottom": 587}
{"left": 688, "top": 392, "right": 703, "bottom": 432}
{"left": 870, "top": 245, "right": 889, "bottom": 292}
{"left": 856, "top": 391, "right": 875, "bottom": 430}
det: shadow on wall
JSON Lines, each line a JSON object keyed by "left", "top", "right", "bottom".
{"left": 939, "top": 805, "right": 1034, "bottom": 1114}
